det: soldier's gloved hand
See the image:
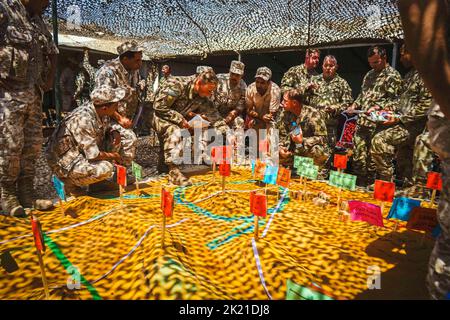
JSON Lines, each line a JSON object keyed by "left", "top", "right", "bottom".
{"left": 279, "top": 147, "right": 292, "bottom": 159}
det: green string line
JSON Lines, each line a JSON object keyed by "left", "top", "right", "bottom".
{"left": 43, "top": 234, "right": 102, "bottom": 300}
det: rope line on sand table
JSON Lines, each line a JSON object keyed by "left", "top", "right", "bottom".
{"left": 252, "top": 238, "right": 272, "bottom": 300}
{"left": 262, "top": 187, "right": 288, "bottom": 238}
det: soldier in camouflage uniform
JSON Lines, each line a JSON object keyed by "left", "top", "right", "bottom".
{"left": 398, "top": 0, "right": 450, "bottom": 300}
{"left": 0, "top": 0, "right": 57, "bottom": 217}
{"left": 346, "top": 46, "right": 403, "bottom": 186}
{"left": 276, "top": 93, "right": 330, "bottom": 170}
{"left": 74, "top": 49, "right": 96, "bottom": 107}
{"left": 370, "top": 44, "right": 433, "bottom": 182}
{"left": 46, "top": 87, "right": 129, "bottom": 196}
{"left": 246, "top": 67, "right": 281, "bottom": 152}
{"left": 309, "top": 55, "right": 353, "bottom": 148}
{"left": 94, "top": 41, "right": 142, "bottom": 166}
{"left": 152, "top": 69, "right": 221, "bottom": 186}
{"left": 281, "top": 49, "right": 320, "bottom": 98}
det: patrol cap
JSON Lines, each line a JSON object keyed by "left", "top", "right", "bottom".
{"left": 255, "top": 67, "right": 272, "bottom": 81}
{"left": 196, "top": 65, "right": 213, "bottom": 74}
{"left": 117, "top": 40, "right": 143, "bottom": 55}
{"left": 229, "top": 60, "right": 245, "bottom": 75}
{"left": 91, "top": 86, "right": 127, "bottom": 106}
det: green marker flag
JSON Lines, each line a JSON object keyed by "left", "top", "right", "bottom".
{"left": 298, "top": 163, "right": 319, "bottom": 180}
{"left": 328, "top": 170, "right": 356, "bottom": 191}
{"left": 293, "top": 156, "right": 314, "bottom": 169}
{"left": 132, "top": 162, "right": 142, "bottom": 180}
{"left": 286, "top": 279, "right": 334, "bottom": 300}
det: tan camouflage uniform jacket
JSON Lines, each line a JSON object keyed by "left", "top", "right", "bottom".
{"left": 353, "top": 65, "right": 403, "bottom": 128}
{"left": 280, "top": 63, "right": 319, "bottom": 97}
{"left": 213, "top": 73, "right": 247, "bottom": 117}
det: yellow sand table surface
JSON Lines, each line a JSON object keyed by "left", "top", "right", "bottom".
{"left": 0, "top": 167, "right": 434, "bottom": 300}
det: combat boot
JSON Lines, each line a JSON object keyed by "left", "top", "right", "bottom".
{"left": 18, "top": 177, "right": 53, "bottom": 211}
{"left": 1, "top": 183, "right": 26, "bottom": 217}
{"left": 168, "top": 165, "right": 192, "bottom": 187}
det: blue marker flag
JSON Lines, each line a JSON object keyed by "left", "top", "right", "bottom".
{"left": 263, "top": 165, "right": 278, "bottom": 185}
{"left": 387, "top": 197, "right": 421, "bottom": 221}
{"left": 52, "top": 175, "right": 66, "bottom": 201}
{"left": 251, "top": 160, "right": 256, "bottom": 176}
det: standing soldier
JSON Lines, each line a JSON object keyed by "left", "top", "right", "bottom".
{"left": 245, "top": 67, "right": 281, "bottom": 151}
{"left": 95, "top": 41, "right": 142, "bottom": 166}
{"left": 345, "top": 46, "right": 403, "bottom": 187}
{"left": 310, "top": 55, "right": 353, "bottom": 149}
{"left": 74, "top": 48, "right": 96, "bottom": 107}
{"left": 0, "top": 0, "right": 57, "bottom": 217}
{"left": 152, "top": 69, "right": 219, "bottom": 186}
{"left": 281, "top": 49, "right": 321, "bottom": 99}
{"left": 276, "top": 93, "right": 330, "bottom": 171}
{"left": 370, "top": 44, "right": 433, "bottom": 184}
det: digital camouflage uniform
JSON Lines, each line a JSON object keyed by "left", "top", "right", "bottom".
{"left": 152, "top": 74, "right": 224, "bottom": 184}
{"left": 310, "top": 73, "right": 353, "bottom": 147}
{"left": 280, "top": 63, "right": 318, "bottom": 97}
{"left": 426, "top": 102, "right": 450, "bottom": 300}
{"left": 411, "top": 129, "right": 435, "bottom": 185}
{"left": 45, "top": 87, "right": 131, "bottom": 190}
{"left": 0, "top": 1, "right": 58, "bottom": 215}
{"left": 95, "top": 56, "right": 138, "bottom": 163}
{"left": 371, "top": 69, "right": 432, "bottom": 181}
{"left": 74, "top": 51, "right": 96, "bottom": 107}
{"left": 351, "top": 65, "right": 403, "bottom": 182}
{"left": 276, "top": 106, "right": 330, "bottom": 169}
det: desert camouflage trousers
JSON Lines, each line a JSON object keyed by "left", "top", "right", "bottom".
{"left": 370, "top": 124, "right": 409, "bottom": 180}
{"left": 0, "top": 86, "right": 43, "bottom": 185}
{"left": 411, "top": 130, "right": 435, "bottom": 185}
{"left": 426, "top": 114, "right": 450, "bottom": 300}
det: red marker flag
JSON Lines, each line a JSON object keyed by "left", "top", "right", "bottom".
{"left": 373, "top": 180, "right": 395, "bottom": 203}
{"left": 426, "top": 172, "right": 443, "bottom": 191}
{"left": 250, "top": 193, "right": 267, "bottom": 217}
{"left": 116, "top": 165, "right": 127, "bottom": 187}
{"left": 31, "top": 216, "right": 45, "bottom": 253}
{"left": 276, "top": 167, "right": 291, "bottom": 188}
{"left": 219, "top": 163, "right": 231, "bottom": 177}
{"left": 161, "top": 189, "right": 174, "bottom": 217}
{"left": 333, "top": 154, "right": 348, "bottom": 170}
{"left": 406, "top": 207, "right": 438, "bottom": 232}
{"left": 212, "top": 146, "right": 232, "bottom": 164}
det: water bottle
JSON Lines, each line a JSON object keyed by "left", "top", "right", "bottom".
{"left": 291, "top": 122, "right": 303, "bottom": 148}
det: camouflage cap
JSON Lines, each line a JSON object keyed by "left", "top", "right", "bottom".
{"left": 90, "top": 86, "right": 127, "bottom": 105}
{"left": 255, "top": 67, "right": 272, "bottom": 81}
{"left": 229, "top": 60, "right": 245, "bottom": 75}
{"left": 196, "top": 65, "right": 213, "bottom": 74}
{"left": 117, "top": 40, "right": 143, "bottom": 55}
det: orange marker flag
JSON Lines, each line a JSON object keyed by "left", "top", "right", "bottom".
{"left": 219, "top": 163, "right": 231, "bottom": 177}
{"left": 254, "top": 160, "right": 266, "bottom": 180}
{"left": 116, "top": 165, "right": 127, "bottom": 187}
{"left": 426, "top": 172, "right": 443, "bottom": 191}
{"left": 276, "top": 167, "right": 291, "bottom": 188}
{"left": 333, "top": 154, "right": 348, "bottom": 170}
{"left": 373, "top": 180, "right": 395, "bottom": 203}
{"left": 250, "top": 193, "right": 267, "bottom": 217}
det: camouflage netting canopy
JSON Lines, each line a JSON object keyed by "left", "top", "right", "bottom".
{"left": 47, "top": 0, "right": 403, "bottom": 58}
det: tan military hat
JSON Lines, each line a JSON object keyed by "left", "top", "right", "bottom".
{"left": 91, "top": 86, "right": 127, "bottom": 105}
{"left": 229, "top": 60, "right": 245, "bottom": 75}
{"left": 117, "top": 40, "right": 143, "bottom": 55}
{"left": 196, "top": 65, "right": 213, "bottom": 74}
{"left": 255, "top": 67, "right": 272, "bottom": 81}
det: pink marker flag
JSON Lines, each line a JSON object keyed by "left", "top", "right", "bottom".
{"left": 348, "top": 200, "right": 384, "bottom": 228}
